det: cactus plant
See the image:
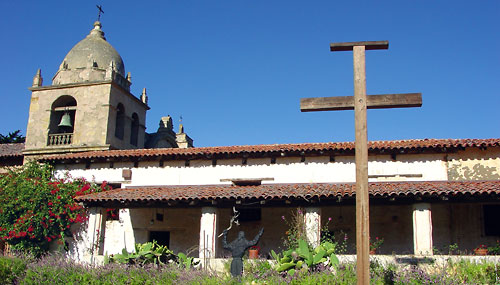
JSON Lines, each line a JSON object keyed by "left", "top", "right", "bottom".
{"left": 107, "top": 240, "right": 198, "bottom": 267}
{"left": 273, "top": 239, "right": 339, "bottom": 275}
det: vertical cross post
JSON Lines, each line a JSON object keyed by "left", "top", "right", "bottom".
{"left": 352, "top": 45, "right": 370, "bottom": 285}
{"left": 300, "top": 40, "right": 421, "bottom": 284}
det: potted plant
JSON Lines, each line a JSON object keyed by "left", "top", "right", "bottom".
{"left": 369, "top": 237, "right": 384, "bottom": 254}
{"left": 248, "top": 245, "right": 260, "bottom": 259}
{"left": 474, "top": 244, "right": 488, "bottom": 255}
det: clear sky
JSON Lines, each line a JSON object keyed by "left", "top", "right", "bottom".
{"left": 1, "top": 1, "right": 498, "bottom": 147}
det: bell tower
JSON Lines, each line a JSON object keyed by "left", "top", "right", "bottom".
{"left": 23, "top": 21, "right": 149, "bottom": 160}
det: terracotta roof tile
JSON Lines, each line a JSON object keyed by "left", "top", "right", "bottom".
{"left": 0, "top": 143, "right": 24, "bottom": 158}
{"left": 44, "top": 138, "right": 500, "bottom": 162}
{"left": 75, "top": 180, "right": 500, "bottom": 204}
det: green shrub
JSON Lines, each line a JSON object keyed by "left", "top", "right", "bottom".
{"left": 243, "top": 259, "right": 273, "bottom": 278}
{"left": 0, "top": 256, "right": 27, "bottom": 284}
{"left": 369, "top": 260, "right": 397, "bottom": 284}
{"left": 451, "top": 260, "right": 500, "bottom": 284}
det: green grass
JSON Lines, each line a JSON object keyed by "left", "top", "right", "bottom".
{"left": 0, "top": 256, "right": 27, "bottom": 284}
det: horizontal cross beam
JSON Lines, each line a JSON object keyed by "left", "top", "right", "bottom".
{"left": 300, "top": 93, "right": 422, "bottom": 112}
{"left": 330, "top": 41, "right": 389, "bottom": 52}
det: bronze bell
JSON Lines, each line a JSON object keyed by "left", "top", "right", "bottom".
{"left": 58, "top": 112, "right": 73, "bottom": 128}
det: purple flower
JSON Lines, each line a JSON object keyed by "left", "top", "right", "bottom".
{"left": 281, "top": 215, "right": 285, "bottom": 220}
{"left": 328, "top": 217, "right": 332, "bottom": 221}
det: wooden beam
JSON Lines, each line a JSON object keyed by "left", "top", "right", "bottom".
{"left": 353, "top": 45, "right": 370, "bottom": 285}
{"left": 300, "top": 93, "right": 422, "bottom": 112}
{"left": 330, "top": 41, "right": 389, "bottom": 52}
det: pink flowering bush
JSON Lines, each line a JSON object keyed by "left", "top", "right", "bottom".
{"left": 0, "top": 161, "right": 109, "bottom": 256}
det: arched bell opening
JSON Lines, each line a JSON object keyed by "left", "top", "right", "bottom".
{"left": 130, "top": 113, "right": 139, "bottom": 146}
{"left": 47, "top": 95, "right": 77, "bottom": 146}
{"left": 115, "top": 103, "right": 125, "bottom": 140}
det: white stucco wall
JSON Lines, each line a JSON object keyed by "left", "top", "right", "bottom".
{"left": 54, "top": 153, "right": 448, "bottom": 186}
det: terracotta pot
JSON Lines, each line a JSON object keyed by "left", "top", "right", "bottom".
{"left": 474, "top": 248, "right": 488, "bottom": 256}
{"left": 370, "top": 249, "right": 376, "bottom": 254}
{"left": 248, "top": 249, "right": 259, "bottom": 259}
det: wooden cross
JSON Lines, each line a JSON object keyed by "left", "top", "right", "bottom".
{"left": 300, "top": 41, "right": 422, "bottom": 285}
{"left": 96, "top": 5, "right": 104, "bottom": 22}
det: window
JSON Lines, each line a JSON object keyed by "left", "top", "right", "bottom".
{"left": 235, "top": 208, "right": 261, "bottom": 222}
{"left": 115, "top": 103, "right": 125, "bottom": 139}
{"left": 150, "top": 231, "right": 170, "bottom": 248}
{"left": 484, "top": 205, "right": 500, "bottom": 236}
{"left": 130, "top": 113, "right": 139, "bottom": 146}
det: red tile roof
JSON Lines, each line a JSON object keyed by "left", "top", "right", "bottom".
{"left": 45, "top": 138, "right": 500, "bottom": 162}
{"left": 0, "top": 143, "right": 24, "bottom": 158}
{"left": 75, "top": 180, "right": 500, "bottom": 204}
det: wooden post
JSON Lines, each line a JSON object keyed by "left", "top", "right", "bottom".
{"left": 299, "top": 40, "right": 422, "bottom": 285}
{"left": 353, "top": 45, "right": 370, "bottom": 285}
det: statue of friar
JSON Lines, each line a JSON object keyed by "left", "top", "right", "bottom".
{"left": 222, "top": 228, "right": 264, "bottom": 277}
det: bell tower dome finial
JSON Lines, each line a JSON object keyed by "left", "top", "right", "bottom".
{"left": 96, "top": 5, "right": 104, "bottom": 22}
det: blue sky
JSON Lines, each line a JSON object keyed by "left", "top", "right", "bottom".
{"left": 1, "top": 1, "right": 499, "bottom": 147}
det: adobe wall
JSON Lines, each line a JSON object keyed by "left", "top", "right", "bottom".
{"left": 216, "top": 207, "right": 290, "bottom": 258}
{"left": 77, "top": 202, "right": 500, "bottom": 260}
{"left": 447, "top": 148, "right": 500, "bottom": 181}
{"left": 101, "top": 208, "right": 201, "bottom": 256}
{"left": 97, "top": 204, "right": 416, "bottom": 258}
{"left": 322, "top": 204, "right": 414, "bottom": 255}
{"left": 432, "top": 203, "right": 499, "bottom": 254}
{"left": 247, "top": 205, "right": 415, "bottom": 256}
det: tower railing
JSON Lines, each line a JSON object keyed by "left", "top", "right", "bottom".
{"left": 47, "top": 133, "right": 73, "bottom": 146}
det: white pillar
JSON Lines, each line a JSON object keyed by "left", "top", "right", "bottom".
{"left": 412, "top": 203, "right": 433, "bottom": 256}
{"left": 120, "top": 209, "right": 136, "bottom": 252}
{"left": 304, "top": 207, "right": 321, "bottom": 248}
{"left": 87, "top": 207, "right": 107, "bottom": 258}
{"left": 199, "top": 207, "right": 218, "bottom": 261}
{"left": 101, "top": 208, "right": 134, "bottom": 254}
